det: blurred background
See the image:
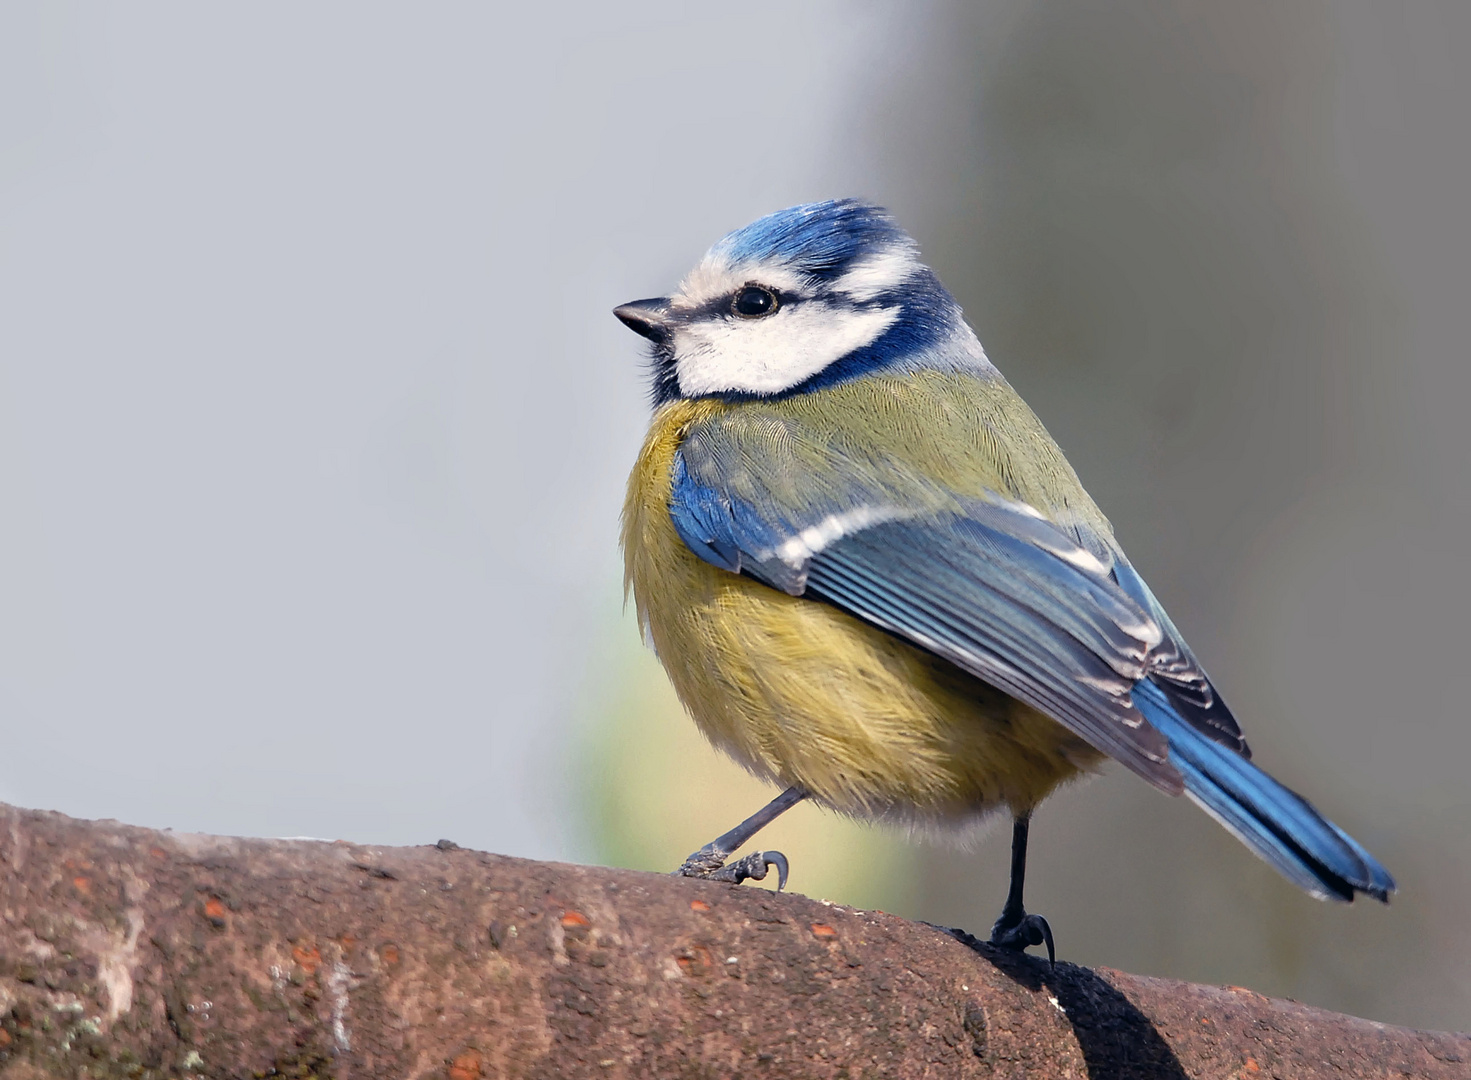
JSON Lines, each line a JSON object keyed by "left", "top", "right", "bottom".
{"left": 1, "top": 1, "right": 1466, "bottom": 1032}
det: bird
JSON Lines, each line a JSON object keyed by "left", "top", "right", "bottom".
{"left": 614, "top": 199, "right": 1394, "bottom": 961}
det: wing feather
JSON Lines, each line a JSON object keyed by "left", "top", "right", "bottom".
{"left": 664, "top": 389, "right": 1241, "bottom": 794}
{"left": 803, "top": 515, "right": 1181, "bottom": 791}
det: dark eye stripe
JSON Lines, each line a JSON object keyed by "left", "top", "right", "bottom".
{"left": 679, "top": 287, "right": 805, "bottom": 322}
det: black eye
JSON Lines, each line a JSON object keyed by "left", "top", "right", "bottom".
{"left": 732, "top": 285, "right": 778, "bottom": 318}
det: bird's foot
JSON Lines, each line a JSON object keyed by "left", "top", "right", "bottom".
{"left": 989, "top": 910, "right": 1055, "bottom": 966}
{"left": 676, "top": 848, "right": 790, "bottom": 891}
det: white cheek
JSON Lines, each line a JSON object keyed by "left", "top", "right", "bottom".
{"left": 673, "top": 302, "right": 900, "bottom": 396}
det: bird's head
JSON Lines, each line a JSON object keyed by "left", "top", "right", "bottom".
{"left": 615, "top": 200, "right": 992, "bottom": 405}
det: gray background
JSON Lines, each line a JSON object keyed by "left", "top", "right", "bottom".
{"left": 2, "top": 2, "right": 1466, "bottom": 1031}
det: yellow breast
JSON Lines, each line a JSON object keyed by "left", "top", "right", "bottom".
{"left": 621, "top": 399, "right": 1103, "bottom": 823}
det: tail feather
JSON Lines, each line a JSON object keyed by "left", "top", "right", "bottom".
{"left": 1134, "top": 679, "right": 1395, "bottom": 902}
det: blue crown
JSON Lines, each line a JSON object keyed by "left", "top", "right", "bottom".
{"left": 710, "top": 199, "right": 912, "bottom": 279}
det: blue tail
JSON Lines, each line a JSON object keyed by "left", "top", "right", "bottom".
{"left": 1134, "top": 679, "right": 1395, "bottom": 902}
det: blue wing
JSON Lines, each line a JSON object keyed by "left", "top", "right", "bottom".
{"left": 803, "top": 508, "right": 1185, "bottom": 788}
{"left": 671, "top": 445, "right": 1185, "bottom": 791}
{"left": 668, "top": 439, "right": 1396, "bottom": 901}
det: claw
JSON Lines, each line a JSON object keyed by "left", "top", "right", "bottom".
{"left": 720, "top": 850, "right": 789, "bottom": 891}
{"left": 990, "top": 912, "right": 1055, "bottom": 967}
{"left": 678, "top": 849, "right": 790, "bottom": 891}
{"left": 672, "top": 788, "right": 804, "bottom": 892}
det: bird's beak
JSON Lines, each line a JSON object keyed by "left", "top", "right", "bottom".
{"left": 613, "top": 298, "right": 673, "bottom": 343}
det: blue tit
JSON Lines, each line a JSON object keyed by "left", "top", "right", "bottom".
{"left": 615, "top": 199, "right": 1393, "bottom": 960}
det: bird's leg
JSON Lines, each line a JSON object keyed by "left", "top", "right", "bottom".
{"left": 676, "top": 786, "right": 807, "bottom": 891}
{"left": 988, "top": 813, "right": 1056, "bottom": 965}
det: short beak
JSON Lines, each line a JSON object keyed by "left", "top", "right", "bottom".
{"left": 613, "top": 298, "right": 673, "bottom": 342}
